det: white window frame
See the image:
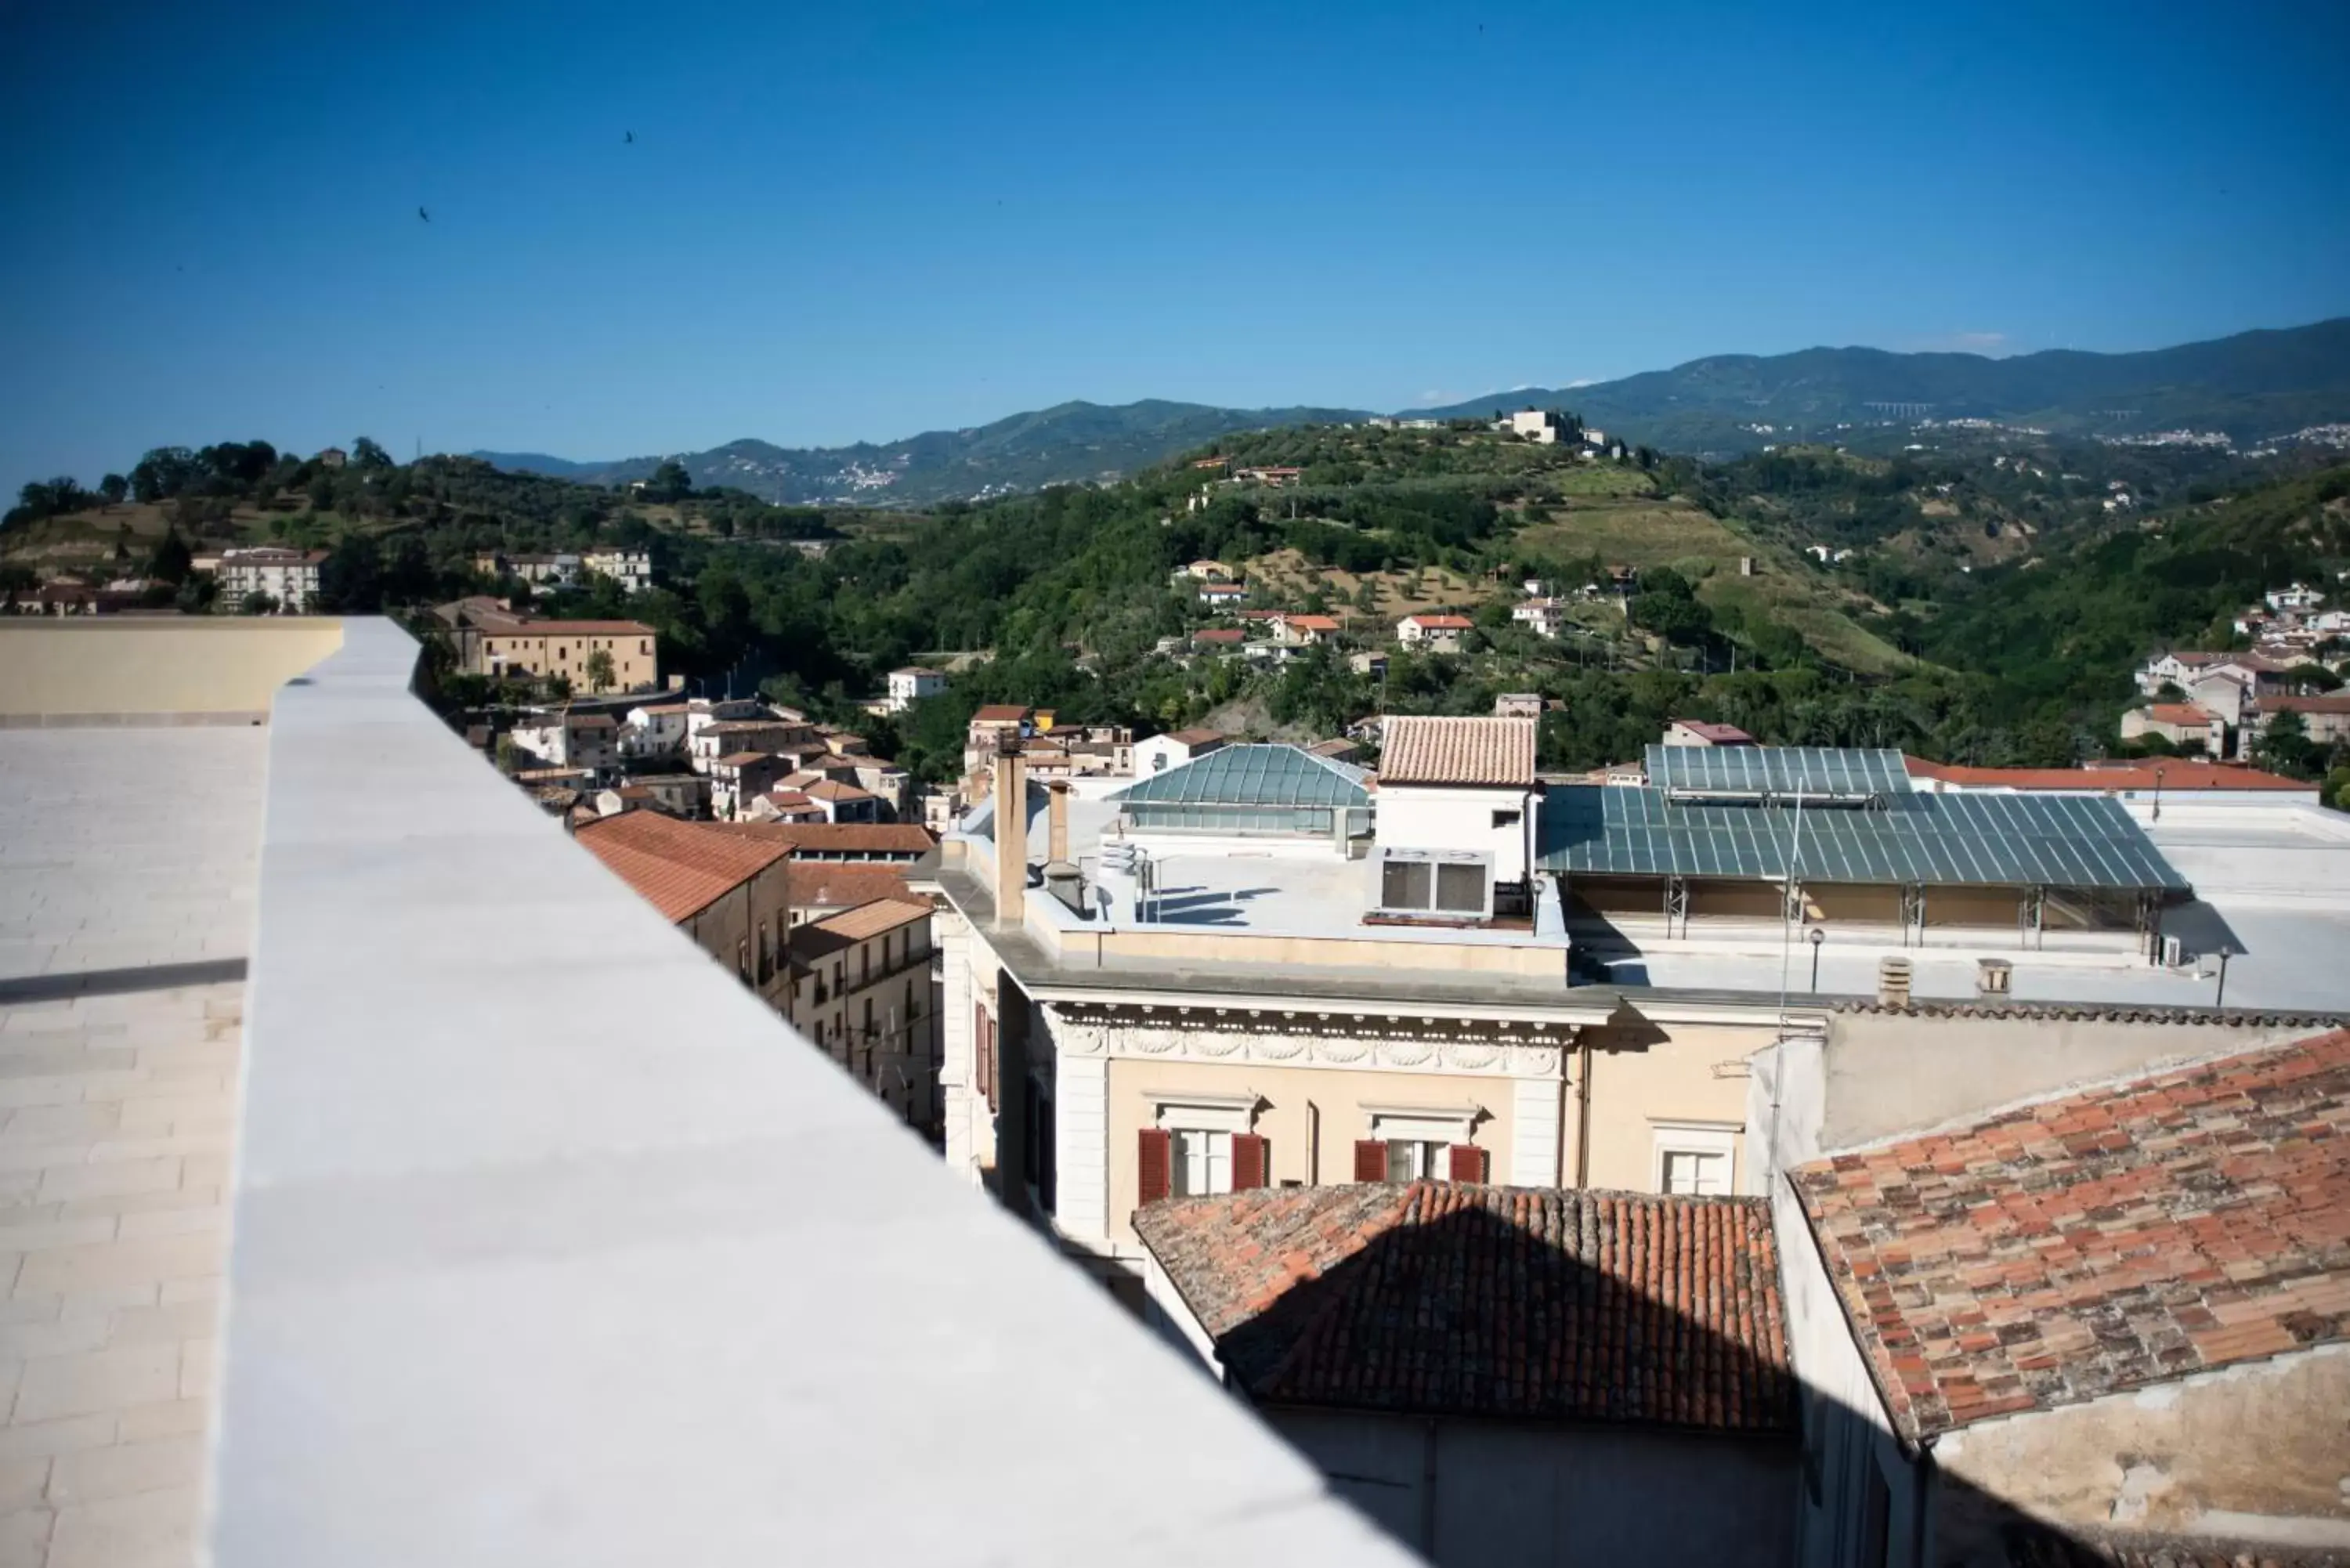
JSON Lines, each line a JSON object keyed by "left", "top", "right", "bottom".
{"left": 1650, "top": 1121, "right": 1737, "bottom": 1196}
{"left": 1149, "top": 1093, "right": 1260, "bottom": 1198}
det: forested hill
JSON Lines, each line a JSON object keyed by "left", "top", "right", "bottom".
{"left": 473, "top": 399, "right": 1371, "bottom": 508}
{"left": 1412, "top": 317, "right": 2350, "bottom": 453}
{"left": 474, "top": 320, "right": 2350, "bottom": 505}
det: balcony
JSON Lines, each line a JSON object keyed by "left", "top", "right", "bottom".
{"left": 0, "top": 617, "right": 1409, "bottom": 1567}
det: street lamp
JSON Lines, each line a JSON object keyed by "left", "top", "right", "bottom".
{"left": 2152, "top": 764, "right": 2165, "bottom": 822}
{"left": 2214, "top": 944, "right": 2236, "bottom": 1008}
{"left": 1808, "top": 927, "right": 1826, "bottom": 992}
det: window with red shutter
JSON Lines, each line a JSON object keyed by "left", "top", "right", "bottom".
{"left": 1353, "top": 1140, "right": 1387, "bottom": 1183}
{"left": 1231, "top": 1133, "right": 1268, "bottom": 1190}
{"left": 1448, "top": 1144, "right": 1490, "bottom": 1184}
{"left": 1137, "top": 1128, "right": 1173, "bottom": 1205}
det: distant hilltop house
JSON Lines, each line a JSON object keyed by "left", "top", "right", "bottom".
{"left": 433, "top": 598, "right": 661, "bottom": 692}
{"left": 220, "top": 546, "right": 328, "bottom": 612}
{"left": 1270, "top": 612, "right": 1341, "bottom": 647}
{"left": 1182, "top": 559, "right": 1235, "bottom": 582}
{"left": 2117, "top": 702, "right": 2219, "bottom": 756}
{"left": 885, "top": 667, "right": 946, "bottom": 713}
{"left": 1230, "top": 465, "right": 1303, "bottom": 487}
{"left": 1661, "top": 718, "right": 1756, "bottom": 749}
{"left": 1510, "top": 598, "right": 1570, "bottom": 638}
{"left": 1196, "top": 581, "right": 1248, "bottom": 608}
{"left": 1395, "top": 612, "right": 1473, "bottom": 652}
{"left": 583, "top": 547, "right": 653, "bottom": 593}
{"left": 1492, "top": 692, "right": 1544, "bottom": 720}
{"left": 313, "top": 446, "right": 347, "bottom": 469}
{"left": 1500, "top": 408, "right": 1564, "bottom": 444}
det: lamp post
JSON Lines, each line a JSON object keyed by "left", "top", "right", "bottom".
{"left": 2152, "top": 764, "right": 2165, "bottom": 822}
{"left": 1808, "top": 927, "right": 1826, "bottom": 993}
{"left": 2214, "top": 945, "right": 2236, "bottom": 1008}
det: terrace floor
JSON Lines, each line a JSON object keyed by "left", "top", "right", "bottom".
{"left": 0, "top": 727, "right": 266, "bottom": 1568}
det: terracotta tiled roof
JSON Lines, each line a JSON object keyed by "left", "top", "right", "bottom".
{"left": 2141, "top": 703, "right": 2211, "bottom": 726}
{"left": 1281, "top": 613, "right": 1342, "bottom": 632}
{"left": 1670, "top": 718, "right": 1756, "bottom": 745}
{"left": 714, "top": 750, "right": 772, "bottom": 768}
{"left": 1903, "top": 757, "right": 2312, "bottom": 793}
{"left": 1403, "top": 613, "right": 1474, "bottom": 629}
{"left": 1791, "top": 1028, "right": 2350, "bottom": 1443}
{"left": 477, "top": 619, "right": 656, "bottom": 637}
{"left": 971, "top": 705, "right": 1029, "bottom": 723}
{"left": 810, "top": 897, "right": 931, "bottom": 942}
{"left": 576, "top": 811, "right": 790, "bottom": 923}
{"left": 1135, "top": 1183, "right": 1795, "bottom": 1433}
{"left": 1166, "top": 728, "right": 1226, "bottom": 746}
{"left": 800, "top": 779, "right": 874, "bottom": 803}
{"left": 710, "top": 822, "right": 937, "bottom": 856}
{"left": 1379, "top": 715, "right": 1536, "bottom": 786}
{"left": 788, "top": 863, "right": 913, "bottom": 912}
{"left": 2264, "top": 693, "right": 2350, "bottom": 714}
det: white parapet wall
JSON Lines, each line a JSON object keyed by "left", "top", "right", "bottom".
{"left": 212, "top": 618, "right": 1414, "bottom": 1568}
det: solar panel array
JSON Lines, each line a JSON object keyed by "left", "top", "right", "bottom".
{"left": 1537, "top": 786, "right": 2188, "bottom": 892}
{"left": 1646, "top": 745, "right": 1912, "bottom": 800}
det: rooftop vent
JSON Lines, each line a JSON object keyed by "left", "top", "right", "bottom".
{"left": 1976, "top": 958, "right": 2012, "bottom": 997}
{"left": 1877, "top": 956, "right": 1914, "bottom": 1009}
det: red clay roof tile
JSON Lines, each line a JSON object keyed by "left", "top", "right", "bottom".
{"left": 1136, "top": 1183, "right": 1795, "bottom": 1433}
{"left": 1792, "top": 1028, "right": 2350, "bottom": 1442}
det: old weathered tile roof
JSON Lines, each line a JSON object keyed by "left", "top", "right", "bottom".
{"left": 810, "top": 897, "right": 931, "bottom": 943}
{"left": 575, "top": 811, "right": 790, "bottom": 923}
{"left": 1135, "top": 1182, "right": 1795, "bottom": 1433}
{"left": 710, "top": 822, "right": 937, "bottom": 856}
{"left": 970, "top": 704, "right": 1030, "bottom": 723}
{"left": 1378, "top": 714, "right": 1537, "bottom": 787}
{"left": 788, "top": 863, "right": 912, "bottom": 912}
{"left": 1792, "top": 1028, "right": 2350, "bottom": 1443}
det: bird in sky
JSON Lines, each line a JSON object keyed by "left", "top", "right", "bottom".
{"left": 417, "top": 206, "right": 430, "bottom": 222}
{"left": 624, "top": 130, "right": 634, "bottom": 143}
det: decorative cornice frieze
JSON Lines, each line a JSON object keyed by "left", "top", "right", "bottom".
{"left": 1043, "top": 1003, "right": 1567, "bottom": 1078}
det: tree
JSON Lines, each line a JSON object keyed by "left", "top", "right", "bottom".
{"left": 148, "top": 530, "right": 193, "bottom": 586}
{"left": 98, "top": 474, "right": 128, "bottom": 508}
{"left": 350, "top": 437, "right": 394, "bottom": 471}
{"left": 647, "top": 460, "right": 694, "bottom": 502}
{"left": 584, "top": 647, "right": 616, "bottom": 692}
{"left": 240, "top": 591, "right": 278, "bottom": 616}
{"left": 2252, "top": 709, "right": 2316, "bottom": 778}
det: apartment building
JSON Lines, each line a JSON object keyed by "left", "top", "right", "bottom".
{"left": 788, "top": 897, "right": 941, "bottom": 1133}
{"left": 920, "top": 714, "right": 2336, "bottom": 1296}
{"left": 221, "top": 546, "right": 327, "bottom": 609}
{"left": 437, "top": 598, "right": 660, "bottom": 692}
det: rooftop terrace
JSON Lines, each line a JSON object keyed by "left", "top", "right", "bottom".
{"left": 0, "top": 618, "right": 1413, "bottom": 1568}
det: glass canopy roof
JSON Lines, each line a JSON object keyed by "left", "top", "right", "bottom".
{"left": 1110, "top": 744, "right": 1368, "bottom": 809}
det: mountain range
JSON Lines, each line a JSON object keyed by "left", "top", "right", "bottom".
{"left": 474, "top": 317, "right": 2350, "bottom": 505}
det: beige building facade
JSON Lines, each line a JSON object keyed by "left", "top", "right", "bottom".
{"left": 790, "top": 898, "right": 940, "bottom": 1133}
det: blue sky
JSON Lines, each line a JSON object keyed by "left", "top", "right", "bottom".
{"left": 3, "top": 0, "right": 2347, "bottom": 491}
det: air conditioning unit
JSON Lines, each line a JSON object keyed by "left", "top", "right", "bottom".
{"left": 2161, "top": 934, "right": 2185, "bottom": 969}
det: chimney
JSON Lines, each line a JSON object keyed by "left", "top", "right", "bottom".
{"left": 1876, "top": 956, "right": 1913, "bottom": 1009}
{"left": 992, "top": 732, "right": 1026, "bottom": 927}
{"left": 1047, "top": 781, "right": 1071, "bottom": 864}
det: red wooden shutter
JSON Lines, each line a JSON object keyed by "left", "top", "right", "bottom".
{"left": 1448, "top": 1144, "right": 1491, "bottom": 1184}
{"left": 1138, "top": 1128, "right": 1173, "bottom": 1205}
{"left": 1353, "top": 1139, "right": 1388, "bottom": 1183}
{"left": 974, "top": 1003, "right": 996, "bottom": 1111}
{"left": 1231, "top": 1133, "right": 1268, "bottom": 1190}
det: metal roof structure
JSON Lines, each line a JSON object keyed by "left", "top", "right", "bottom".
{"left": 1110, "top": 743, "right": 1367, "bottom": 809}
{"left": 1538, "top": 785, "right": 2189, "bottom": 892}
{"left": 1647, "top": 745, "right": 1911, "bottom": 802}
